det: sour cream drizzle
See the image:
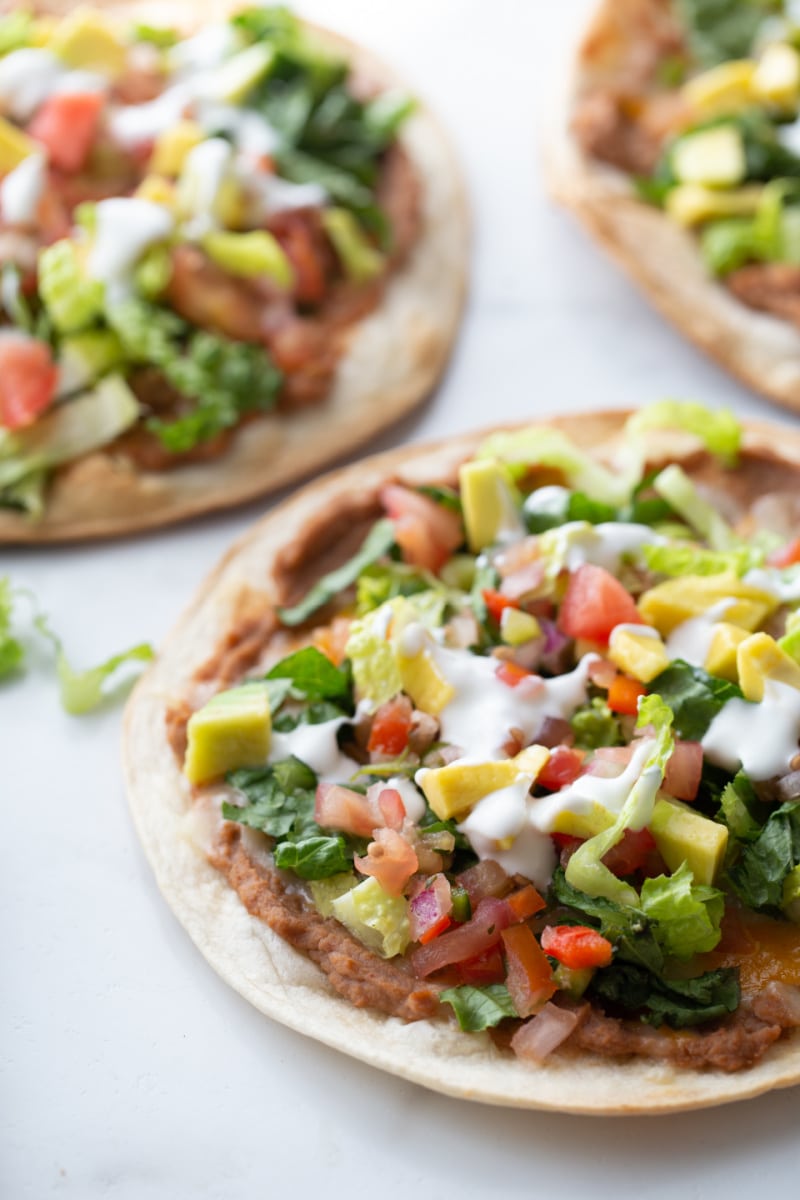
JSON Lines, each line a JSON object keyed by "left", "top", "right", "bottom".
{"left": 665, "top": 599, "right": 735, "bottom": 667}
{"left": 0, "top": 153, "right": 46, "bottom": 226}
{"left": 543, "top": 521, "right": 665, "bottom": 575}
{"left": 702, "top": 679, "right": 800, "bottom": 780}
{"left": 88, "top": 198, "right": 174, "bottom": 303}
{"left": 269, "top": 717, "right": 357, "bottom": 784}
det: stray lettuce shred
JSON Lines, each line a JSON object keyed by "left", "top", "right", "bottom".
{"left": 0, "top": 576, "right": 153, "bottom": 712}
{"left": 278, "top": 518, "right": 396, "bottom": 626}
{"left": 626, "top": 401, "right": 741, "bottom": 468}
{"left": 439, "top": 984, "right": 518, "bottom": 1031}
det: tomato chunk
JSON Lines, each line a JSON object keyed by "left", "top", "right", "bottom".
{"left": 28, "top": 92, "right": 104, "bottom": 173}
{"left": 769, "top": 537, "right": 800, "bottom": 569}
{"left": 541, "top": 924, "right": 614, "bottom": 969}
{"left": 538, "top": 746, "right": 584, "bottom": 791}
{"left": 607, "top": 675, "right": 647, "bottom": 715}
{"left": 502, "top": 924, "right": 557, "bottom": 1017}
{"left": 457, "top": 947, "right": 506, "bottom": 986}
{"left": 558, "top": 564, "right": 643, "bottom": 645}
{"left": 602, "top": 827, "right": 658, "bottom": 877}
{"left": 482, "top": 588, "right": 519, "bottom": 624}
{"left": 367, "top": 695, "right": 413, "bottom": 756}
{"left": 505, "top": 884, "right": 546, "bottom": 921}
{"left": 353, "top": 827, "right": 418, "bottom": 897}
{"left": 381, "top": 484, "right": 463, "bottom": 572}
{"left": 0, "top": 335, "right": 58, "bottom": 430}
{"left": 495, "top": 661, "right": 531, "bottom": 688}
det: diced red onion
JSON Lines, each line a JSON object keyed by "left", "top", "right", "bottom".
{"left": 411, "top": 897, "right": 511, "bottom": 977}
{"left": 408, "top": 874, "right": 452, "bottom": 942}
{"left": 510, "top": 1003, "right": 584, "bottom": 1063}
{"left": 533, "top": 716, "right": 574, "bottom": 749}
{"left": 587, "top": 657, "right": 618, "bottom": 689}
{"left": 500, "top": 561, "right": 545, "bottom": 601}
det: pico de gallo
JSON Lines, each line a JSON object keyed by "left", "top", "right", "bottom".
{"left": 183, "top": 402, "right": 800, "bottom": 1071}
{"left": 0, "top": 5, "right": 417, "bottom": 514}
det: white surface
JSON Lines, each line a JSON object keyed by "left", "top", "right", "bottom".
{"left": 3, "top": 2, "right": 800, "bottom": 1196}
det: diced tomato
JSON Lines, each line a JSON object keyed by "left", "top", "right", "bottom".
{"left": 380, "top": 484, "right": 463, "bottom": 573}
{"left": 501, "top": 924, "right": 557, "bottom": 1017}
{"left": 0, "top": 335, "right": 58, "bottom": 430}
{"left": 769, "top": 537, "right": 800, "bottom": 569}
{"left": 602, "top": 827, "right": 658, "bottom": 877}
{"left": 311, "top": 616, "right": 352, "bottom": 666}
{"left": 482, "top": 588, "right": 519, "bottom": 624}
{"left": 540, "top": 924, "right": 614, "bottom": 970}
{"left": 457, "top": 947, "right": 506, "bottom": 986}
{"left": 663, "top": 740, "right": 703, "bottom": 802}
{"left": 353, "top": 827, "right": 418, "bottom": 897}
{"left": 557, "top": 564, "right": 643, "bottom": 645}
{"left": 456, "top": 859, "right": 509, "bottom": 904}
{"left": 367, "top": 695, "right": 413, "bottom": 756}
{"left": 607, "top": 674, "right": 647, "bottom": 716}
{"left": 538, "top": 746, "right": 585, "bottom": 791}
{"left": 28, "top": 92, "right": 104, "bottom": 174}
{"left": 411, "top": 896, "right": 512, "bottom": 978}
{"left": 377, "top": 787, "right": 406, "bottom": 831}
{"left": 496, "top": 660, "right": 531, "bottom": 688}
{"left": 505, "top": 884, "right": 546, "bottom": 921}
{"left": 314, "top": 783, "right": 377, "bottom": 838}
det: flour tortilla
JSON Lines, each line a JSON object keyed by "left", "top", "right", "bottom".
{"left": 548, "top": 0, "right": 800, "bottom": 416}
{"left": 124, "top": 409, "right": 800, "bottom": 1114}
{"left": 0, "top": 1, "right": 468, "bottom": 542}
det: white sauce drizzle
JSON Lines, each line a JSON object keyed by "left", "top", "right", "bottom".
{"left": 544, "top": 521, "right": 665, "bottom": 575}
{"left": 665, "top": 599, "right": 735, "bottom": 668}
{"left": 167, "top": 23, "right": 240, "bottom": 75}
{"left": 87, "top": 197, "right": 174, "bottom": 303}
{"left": 178, "top": 136, "right": 234, "bottom": 237}
{"left": 0, "top": 49, "right": 65, "bottom": 121}
{"left": 702, "top": 679, "right": 800, "bottom": 780}
{"left": 461, "top": 783, "right": 557, "bottom": 890}
{"left": 530, "top": 738, "right": 654, "bottom": 834}
{"left": 386, "top": 776, "right": 426, "bottom": 823}
{"left": 0, "top": 153, "right": 46, "bottom": 225}
{"left": 744, "top": 566, "right": 800, "bottom": 603}
{"left": 107, "top": 81, "right": 194, "bottom": 147}
{"left": 269, "top": 717, "right": 357, "bottom": 784}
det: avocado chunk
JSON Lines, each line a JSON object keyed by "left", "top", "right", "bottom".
{"left": 395, "top": 644, "right": 455, "bottom": 716}
{"left": 671, "top": 126, "right": 747, "bottom": 189}
{"left": 149, "top": 120, "right": 204, "bottom": 178}
{"left": 459, "top": 458, "right": 523, "bottom": 552}
{"left": 184, "top": 682, "right": 272, "bottom": 785}
{"left": 50, "top": 9, "right": 127, "bottom": 78}
{"left": 321, "top": 208, "right": 384, "bottom": 284}
{"left": 0, "top": 115, "right": 36, "bottom": 176}
{"left": 650, "top": 797, "right": 728, "bottom": 886}
{"left": 637, "top": 572, "right": 778, "bottom": 636}
{"left": 202, "top": 230, "right": 294, "bottom": 288}
{"left": 500, "top": 608, "right": 540, "bottom": 646}
{"left": 331, "top": 876, "right": 410, "bottom": 958}
{"left": 682, "top": 60, "right": 755, "bottom": 118}
{"left": 704, "top": 621, "right": 749, "bottom": 682}
{"left": 752, "top": 43, "right": 800, "bottom": 106}
{"left": 419, "top": 745, "right": 549, "bottom": 822}
{"left": 736, "top": 632, "right": 800, "bottom": 702}
{"left": 782, "top": 865, "right": 800, "bottom": 923}
{"left": 665, "top": 183, "right": 763, "bottom": 228}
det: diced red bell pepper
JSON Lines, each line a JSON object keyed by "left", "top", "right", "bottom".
{"left": 505, "top": 884, "right": 546, "bottom": 922}
{"left": 495, "top": 660, "right": 531, "bottom": 688}
{"left": 557, "top": 564, "right": 643, "bottom": 645}
{"left": 28, "top": 92, "right": 104, "bottom": 173}
{"left": 607, "top": 675, "right": 647, "bottom": 716}
{"left": 769, "top": 537, "right": 800, "bottom": 569}
{"left": 0, "top": 335, "right": 58, "bottom": 430}
{"left": 418, "top": 914, "right": 452, "bottom": 945}
{"left": 367, "top": 694, "right": 413, "bottom": 756}
{"left": 501, "top": 924, "right": 557, "bottom": 1017}
{"left": 540, "top": 924, "right": 614, "bottom": 970}
{"left": 482, "top": 588, "right": 519, "bottom": 624}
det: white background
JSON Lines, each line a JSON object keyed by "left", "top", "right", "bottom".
{"left": 4, "top": 2, "right": 800, "bottom": 1196}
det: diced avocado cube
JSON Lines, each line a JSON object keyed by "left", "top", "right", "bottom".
{"left": 637, "top": 572, "right": 778, "bottom": 636}
{"left": 736, "top": 632, "right": 800, "bottom": 702}
{"left": 396, "top": 648, "right": 454, "bottom": 716}
{"left": 419, "top": 745, "right": 549, "bottom": 822}
{"left": 650, "top": 797, "right": 728, "bottom": 886}
{"left": 682, "top": 59, "right": 755, "bottom": 118}
{"left": 500, "top": 607, "right": 540, "bottom": 646}
{"left": 321, "top": 207, "right": 384, "bottom": 284}
{"left": 672, "top": 126, "right": 746, "bottom": 189}
{"left": 665, "top": 183, "right": 763, "bottom": 228}
{"left": 0, "top": 115, "right": 37, "bottom": 176}
{"left": 204, "top": 42, "right": 276, "bottom": 104}
{"left": 149, "top": 121, "right": 204, "bottom": 178}
{"left": 752, "top": 43, "right": 800, "bottom": 107}
{"left": 704, "top": 621, "right": 748, "bottom": 682}
{"left": 608, "top": 627, "right": 669, "bottom": 684}
{"left": 331, "top": 876, "right": 410, "bottom": 958}
{"left": 50, "top": 8, "right": 127, "bottom": 79}
{"left": 459, "top": 458, "right": 523, "bottom": 552}
{"left": 202, "top": 230, "right": 294, "bottom": 288}
{"left": 549, "top": 801, "right": 614, "bottom": 840}
{"left": 135, "top": 175, "right": 177, "bottom": 209}
{"left": 782, "top": 865, "right": 800, "bottom": 923}
{"left": 553, "top": 963, "right": 595, "bottom": 999}
{"left": 184, "top": 682, "right": 272, "bottom": 785}
{"left": 310, "top": 872, "right": 358, "bottom": 917}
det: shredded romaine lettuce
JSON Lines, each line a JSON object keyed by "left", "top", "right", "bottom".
{"left": 626, "top": 401, "right": 741, "bottom": 468}
{"left": 642, "top": 542, "right": 755, "bottom": 578}
{"left": 38, "top": 240, "right": 105, "bottom": 334}
{"left": 476, "top": 427, "right": 640, "bottom": 506}
{"left": 639, "top": 862, "right": 725, "bottom": 958}
{"left": 345, "top": 601, "right": 403, "bottom": 708}
{"left": 652, "top": 464, "right": 738, "bottom": 551}
{"left": 566, "top": 696, "right": 675, "bottom": 905}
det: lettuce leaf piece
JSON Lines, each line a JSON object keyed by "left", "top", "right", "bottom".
{"left": 356, "top": 561, "right": 438, "bottom": 616}
{"left": 265, "top": 646, "right": 350, "bottom": 701}
{"left": 278, "top": 518, "right": 395, "bottom": 626}
{"left": 718, "top": 771, "right": 762, "bottom": 842}
{"left": 56, "top": 642, "right": 154, "bottom": 715}
{"left": 565, "top": 696, "right": 675, "bottom": 905}
{"left": 570, "top": 699, "right": 622, "bottom": 750}
{"left": 676, "top": 0, "right": 774, "bottom": 67}
{"left": 274, "top": 835, "right": 352, "bottom": 879}
{"left": 639, "top": 862, "right": 724, "bottom": 959}
{"left": 224, "top": 757, "right": 319, "bottom": 839}
{"left": 0, "top": 578, "right": 24, "bottom": 678}
{"left": 38, "top": 239, "right": 105, "bottom": 334}
{"left": 0, "top": 9, "right": 33, "bottom": 54}
{"left": 642, "top": 542, "right": 753, "bottom": 578}
{"left": 648, "top": 659, "right": 742, "bottom": 740}
{"left": 476, "top": 427, "right": 640, "bottom": 506}
{"left": 439, "top": 984, "right": 517, "bottom": 1031}
{"left": 626, "top": 401, "right": 741, "bottom": 468}
{"left": 0, "top": 375, "right": 140, "bottom": 492}
{"left": 701, "top": 216, "right": 759, "bottom": 277}
{"left": 589, "top": 961, "right": 739, "bottom": 1028}
{"left": 653, "top": 464, "right": 737, "bottom": 551}
{"left": 727, "top": 800, "right": 800, "bottom": 912}
{"left": 345, "top": 601, "right": 403, "bottom": 708}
